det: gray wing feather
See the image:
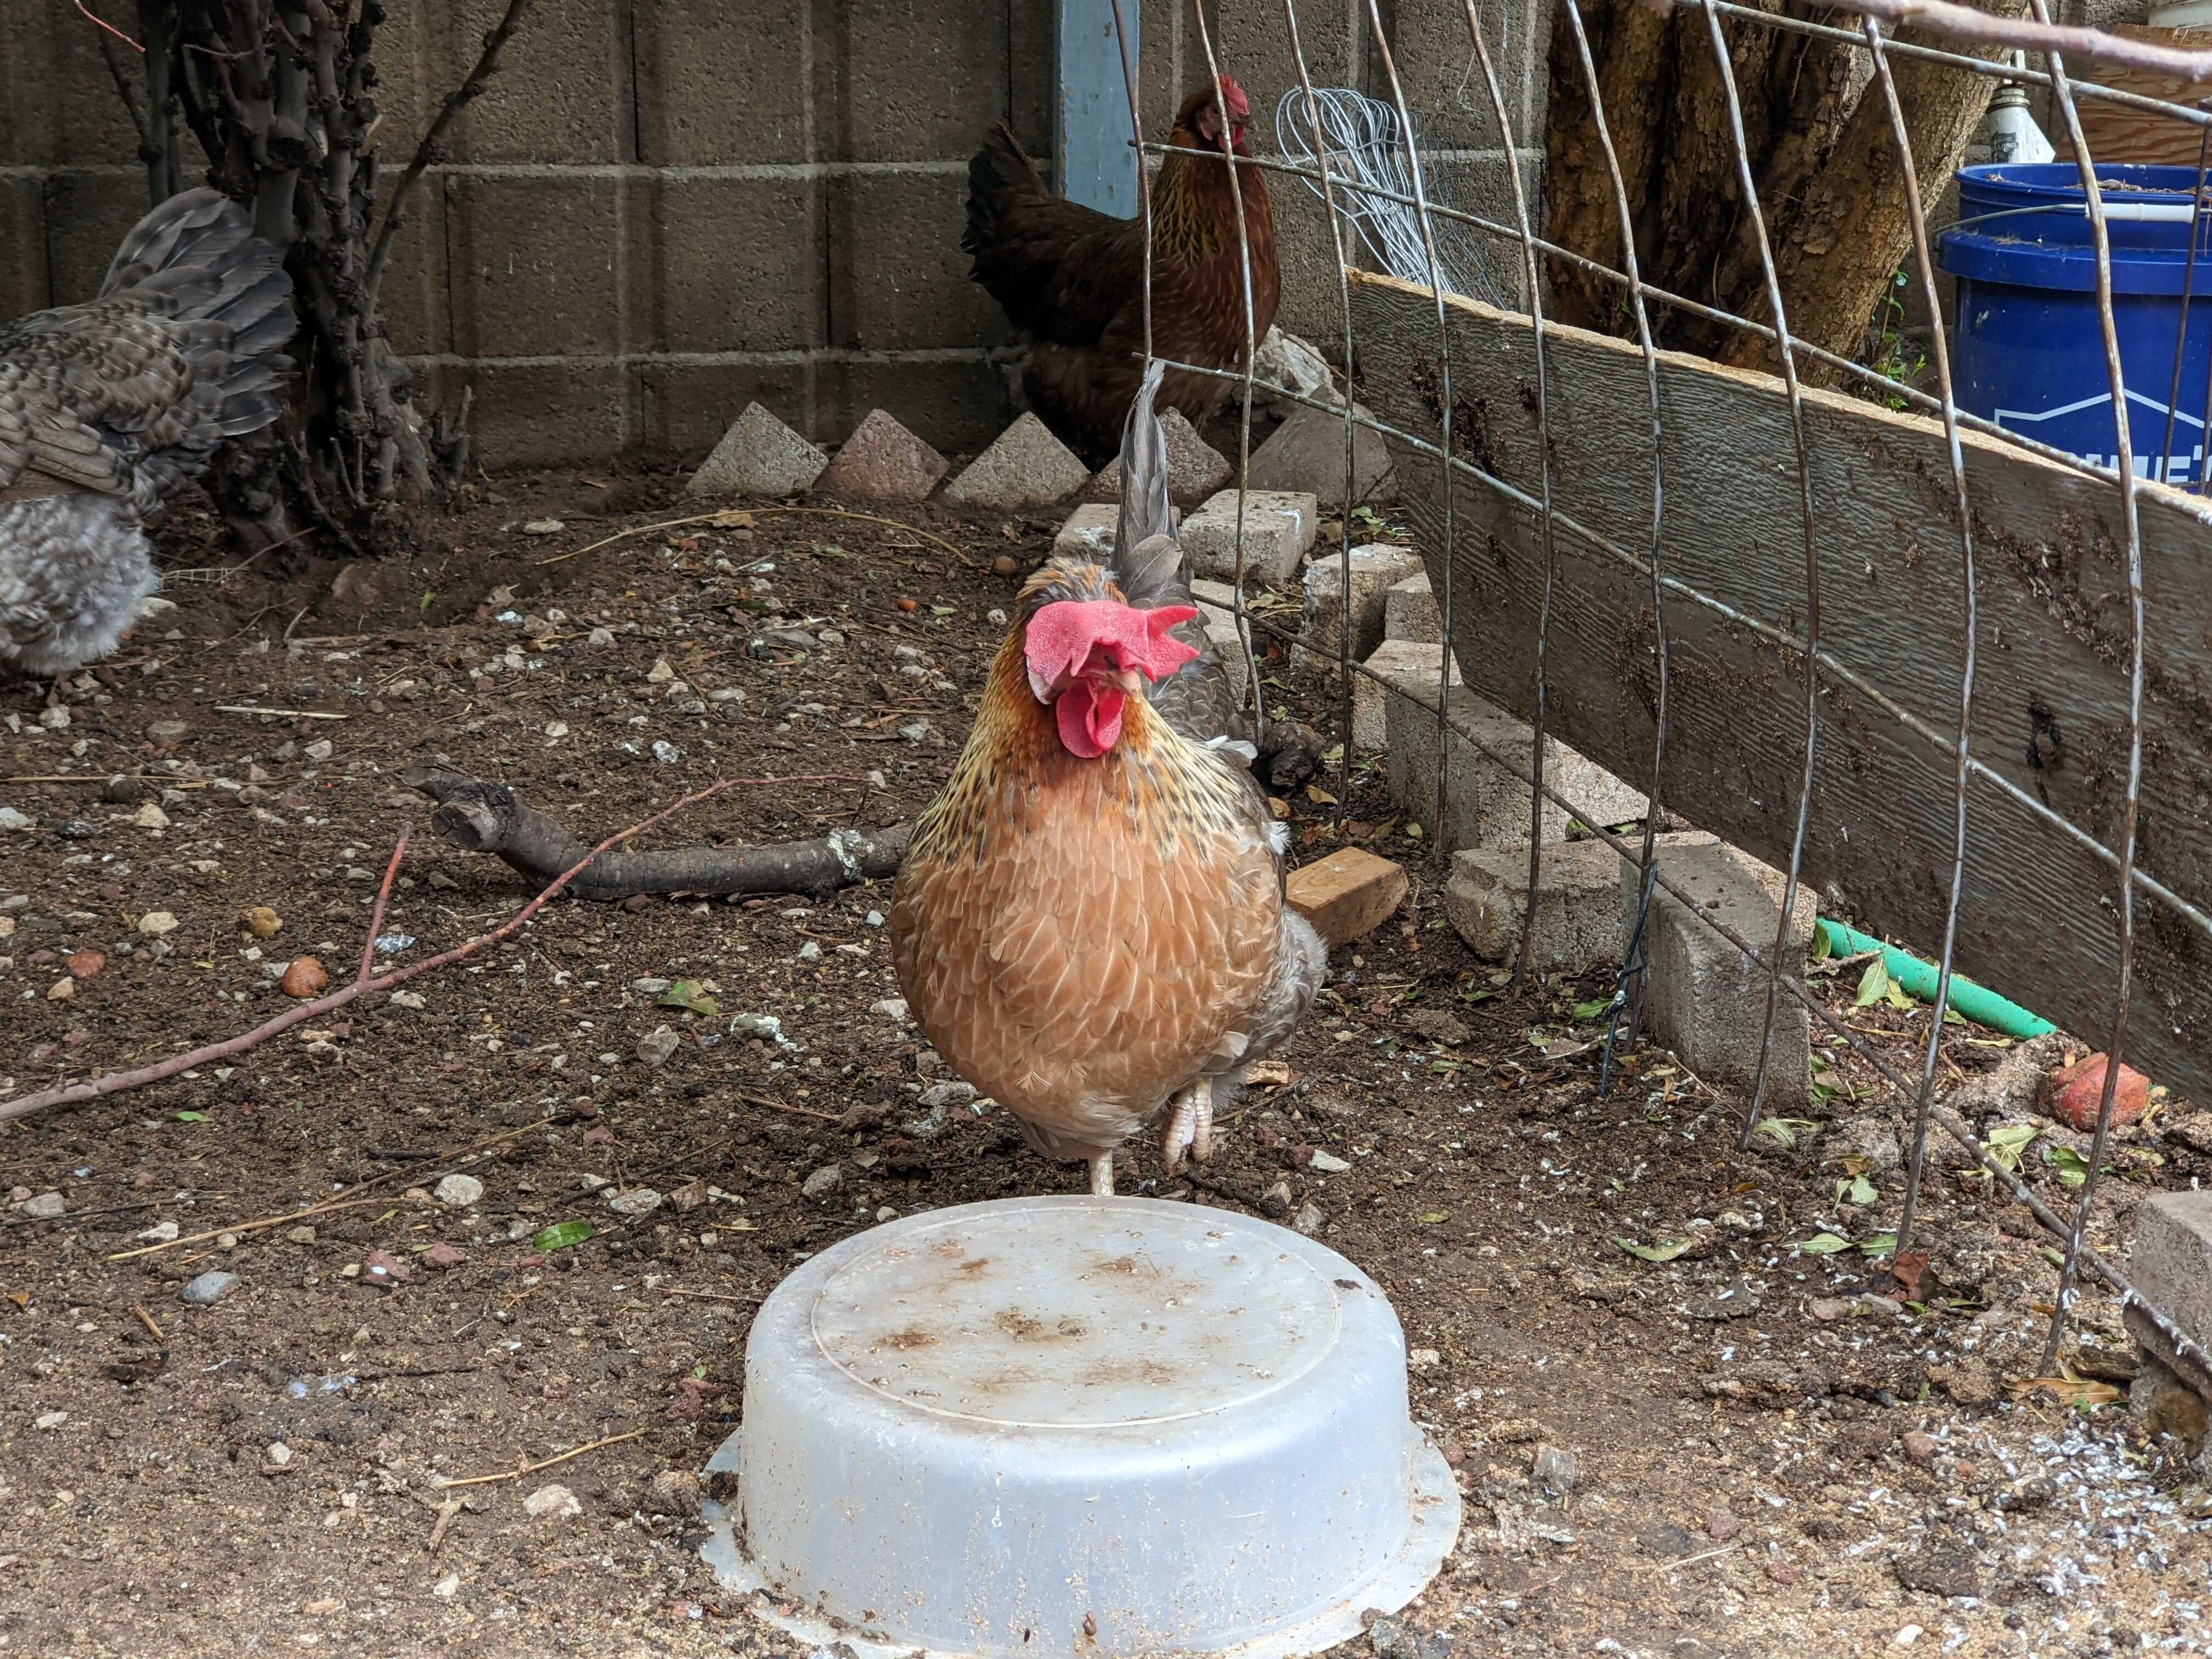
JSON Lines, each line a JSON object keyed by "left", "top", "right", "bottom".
{"left": 0, "top": 188, "right": 295, "bottom": 501}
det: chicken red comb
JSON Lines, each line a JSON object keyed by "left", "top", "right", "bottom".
{"left": 1025, "top": 599, "right": 1200, "bottom": 686}
{"left": 1217, "top": 75, "right": 1250, "bottom": 121}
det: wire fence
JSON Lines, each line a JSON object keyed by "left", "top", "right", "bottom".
{"left": 1101, "top": 0, "right": 2212, "bottom": 1395}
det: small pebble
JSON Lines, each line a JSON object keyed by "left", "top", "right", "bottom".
{"left": 137, "top": 911, "right": 180, "bottom": 936}
{"left": 420, "top": 1242, "right": 467, "bottom": 1272}
{"left": 180, "top": 1271, "right": 241, "bottom": 1306}
{"left": 802, "top": 1165, "right": 844, "bottom": 1199}
{"left": 608, "top": 1188, "right": 664, "bottom": 1217}
{"left": 1308, "top": 1149, "right": 1352, "bottom": 1173}
{"left": 280, "top": 956, "right": 328, "bottom": 998}
{"left": 267, "top": 1442, "right": 294, "bottom": 1468}
{"left": 33, "top": 1410, "right": 67, "bottom": 1431}
{"left": 20, "top": 1192, "right": 65, "bottom": 1219}
{"left": 523, "top": 1482, "right": 582, "bottom": 1520}
{"left": 434, "top": 1174, "right": 484, "bottom": 1209}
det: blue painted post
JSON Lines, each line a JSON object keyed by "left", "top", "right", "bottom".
{"left": 1056, "top": 0, "right": 1138, "bottom": 218}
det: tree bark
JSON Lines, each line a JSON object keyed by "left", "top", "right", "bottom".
{"left": 402, "top": 763, "right": 913, "bottom": 901}
{"left": 1544, "top": 0, "right": 2007, "bottom": 384}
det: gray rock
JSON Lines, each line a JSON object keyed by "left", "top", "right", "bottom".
{"left": 180, "top": 1271, "right": 241, "bottom": 1306}
{"left": 1367, "top": 1616, "right": 1451, "bottom": 1659}
{"left": 1246, "top": 399, "right": 1396, "bottom": 507}
{"left": 686, "top": 402, "right": 830, "bottom": 499}
{"left": 607, "top": 1188, "right": 664, "bottom": 1217}
{"left": 817, "top": 409, "right": 949, "bottom": 501}
{"left": 1081, "top": 407, "right": 1231, "bottom": 505}
{"left": 1308, "top": 1149, "right": 1352, "bottom": 1173}
{"left": 871, "top": 998, "right": 909, "bottom": 1022}
{"left": 20, "top": 1192, "right": 64, "bottom": 1218}
{"left": 1292, "top": 1201, "right": 1325, "bottom": 1237}
{"left": 433, "top": 1174, "right": 483, "bottom": 1209}
{"left": 1530, "top": 1442, "right": 1580, "bottom": 1499}
{"left": 801, "top": 1165, "right": 844, "bottom": 1199}
{"left": 918, "top": 1081, "right": 978, "bottom": 1111}
{"left": 637, "top": 1025, "right": 681, "bottom": 1067}
{"left": 1824, "top": 1111, "right": 1903, "bottom": 1174}
{"left": 943, "top": 414, "right": 1090, "bottom": 509}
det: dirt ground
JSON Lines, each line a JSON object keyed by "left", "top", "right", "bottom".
{"left": 1, "top": 472, "right": 2208, "bottom": 1659}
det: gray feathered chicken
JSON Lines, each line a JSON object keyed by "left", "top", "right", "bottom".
{"left": 888, "top": 361, "right": 1327, "bottom": 1195}
{"left": 0, "top": 188, "right": 295, "bottom": 679}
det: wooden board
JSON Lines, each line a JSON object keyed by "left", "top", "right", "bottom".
{"left": 2052, "top": 25, "right": 2212, "bottom": 165}
{"left": 1346, "top": 268, "right": 2212, "bottom": 1103}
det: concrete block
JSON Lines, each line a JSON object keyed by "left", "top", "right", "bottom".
{"left": 1246, "top": 400, "right": 1396, "bottom": 508}
{"left": 464, "top": 360, "right": 636, "bottom": 471}
{"left": 1446, "top": 840, "right": 1627, "bottom": 973}
{"left": 1386, "top": 572, "right": 1440, "bottom": 644}
{"left": 1288, "top": 849, "right": 1409, "bottom": 948}
{"left": 1189, "top": 578, "right": 1239, "bottom": 628}
{"left": 945, "top": 414, "right": 1091, "bottom": 510}
{"left": 1296, "top": 545, "right": 1426, "bottom": 667}
{"left": 1052, "top": 503, "right": 1120, "bottom": 562}
{"left": 828, "top": 172, "right": 1002, "bottom": 352}
{"left": 376, "top": 175, "right": 451, "bottom": 359}
{"left": 1629, "top": 837, "right": 1812, "bottom": 1110}
{"left": 635, "top": 0, "right": 809, "bottom": 165}
{"left": 1385, "top": 685, "right": 1562, "bottom": 852}
{"left": 823, "top": 356, "right": 1011, "bottom": 457}
{"left": 1559, "top": 748, "right": 1651, "bottom": 834}
{"left": 819, "top": 0, "right": 1011, "bottom": 163}
{"left": 1206, "top": 620, "right": 1252, "bottom": 712}
{"left": 818, "top": 410, "right": 949, "bottom": 501}
{"left": 1717, "top": 843, "right": 1819, "bottom": 945}
{"left": 686, "top": 403, "right": 831, "bottom": 498}
{"left": 631, "top": 176, "right": 821, "bottom": 354}
{"left": 1082, "top": 408, "right": 1231, "bottom": 505}
{"left": 2126, "top": 1190, "right": 2212, "bottom": 1404}
{"left": 38, "top": 172, "right": 146, "bottom": 306}
{"left": 1183, "top": 490, "right": 1319, "bottom": 585}
{"left": 447, "top": 176, "right": 621, "bottom": 358}
{"left": 0, "top": 177, "right": 48, "bottom": 321}
{"left": 1, "top": 10, "right": 138, "bottom": 167}
{"left": 639, "top": 360, "right": 814, "bottom": 462}
{"left": 445, "top": 0, "right": 627, "bottom": 163}
{"left": 1356, "top": 640, "right": 1459, "bottom": 753}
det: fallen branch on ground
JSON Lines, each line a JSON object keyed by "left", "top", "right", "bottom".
{"left": 0, "top": 774, "right": 837, "bottom": 1126}
{"left": 403, "top": 760, "right": 909, "bottom": 899}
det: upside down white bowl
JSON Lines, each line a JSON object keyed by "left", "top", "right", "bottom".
{"left": 700, "top": 1195, "right": 1459, "bottom": 1657}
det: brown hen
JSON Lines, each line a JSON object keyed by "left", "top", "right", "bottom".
{"left": 888, "top": 364, "right": 1324, "bottom": 1195}
{"left": 962, "top": 75, "right": 1278, "bottom": 461}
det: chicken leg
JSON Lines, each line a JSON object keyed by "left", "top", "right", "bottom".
{"left": 1160, "top": 1079, "right": 1214, "bottom": 1173}
{"left": 1088, "top": 1152, "right": 1115, "bottom": 1197}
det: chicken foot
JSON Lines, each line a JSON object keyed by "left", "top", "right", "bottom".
{"left": 1159, "top": 1079, "right": 1214, "bottom": 1174}
{"left": 1088, "top": 1152, "right": 1115, "bottom": 1197}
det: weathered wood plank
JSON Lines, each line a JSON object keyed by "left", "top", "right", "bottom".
{"left": 1347, "top": 268, "right": 2212, "bottom": 1102}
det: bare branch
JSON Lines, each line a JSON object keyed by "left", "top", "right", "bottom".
{"left": 402, "top": 761, "right": 910, "bottom": 900}
{"left": 364, "top": 0, "right": 532, "bottom": 304}
{"left": 0, "top": 772, "right": 793, "bottom": 1125}
{"left": 1648, "top": 0, "right": 2212, "bottom": 80}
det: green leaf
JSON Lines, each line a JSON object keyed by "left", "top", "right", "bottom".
{"left": 1834, "top": 1173, "right": 1877, "bottom": 1206}
{"left": 173, "top": 1110, "right": 210, "bottom": 1122}
{"left": 418, "top": 590, "right": 435, "bottom": 612}
{"left": 2045, "top": 1144, "right": 2091, "bottom": 1187}
{"left": 1418, "top": 1211, "right": 1449, "bottom": 1224}
{"left": 1572, "top": 998, "right": 1612, "bottom": 1020}
{"left": 658, "top": 979, "right": 719, "bottom": 1017}
{"left": 929, "top": 605, "right": 955, "bottom": 616}
{"left": 1796, "top": 1232, "right": 1853, "bottom": 1254}
{"left": 532, "top": 1221, "right": 594, "bottom": 1253}
{"left": 1810, "top": 927, "right": 1833, "bottom": 963}
{"left": 1854, "top": 958, "right": 1893, "bottom": 1008}
{"left": 692, "top": 1361, "right": 709, "bottom": 1379}
{"left": 1858, "top": 1232, "right": 1899, "bottom": 1256}
{"left": 1613, "top": 1236, "right": 1691, "bottom": 1263}
{"left": 1884, "top": 978, "right": 1917, "bottom": 1012}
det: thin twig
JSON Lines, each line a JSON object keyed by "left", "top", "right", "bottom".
{"left": 6, "top": 775, "right": 790, "bottom": 1125}
{"left": 1634, "top": 1543, "right": 1739, "bottom": 1577}
{"left": 426, "top": 1496, "right": 464, "bottom": 1552}
{"left": 358, "top": 828, "right": 410, "bottom": 984}
{"left": 535, "top": 507, "right": 980, "bottom": 569}
{"left": 73, "top": 1, "right": 142, "bottom": 51}
{"left": 132, "top": 1302, "right": 165, "bottom": 1341}
{"left": 106, "top": 1194, "right": 391, "bottom": 1261}
{"left": 662, "top": 1289, "right": 764, "bottom": 1305}
{"left": 213, "top": 706, "right": 348, "bottom": 720}
{"left": 432, "top": 1427, "right": 650, "bottom": 1490}
{"left": 738, "top": 1092, "right": 842, "bottom": 1124}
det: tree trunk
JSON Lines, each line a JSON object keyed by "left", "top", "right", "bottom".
{"left": 1545, "top": 0, "right": 2007, "bottom": 385}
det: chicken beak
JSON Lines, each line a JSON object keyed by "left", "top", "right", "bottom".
{"left": 1100, "top": 665, "right": 1145, "bottom": 696}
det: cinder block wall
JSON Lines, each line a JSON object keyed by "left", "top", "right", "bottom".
{"left": 1, "top": 0, "right": 1548, "bottom": 471}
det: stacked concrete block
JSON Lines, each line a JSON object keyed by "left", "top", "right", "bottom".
{"left": 1188, "top": 580, "right": 1254, "bottom": 712}
{"left": 817, "top": 409, "right": 949, "bottom": 501}
{"left": 1386, "top": 572, "right": 1441, "bottom": 645}
{"left": 1355, "top": 640, "right": 1460, "bottom": 753}
{"left": 1384, "top": 684, "right": 1564, "bottom": 851}
{"left": 1446, "top": 839, "right": 1631, "bottom": 973}
{"left": 1627, "top": 836, "right": 1813, "bottom": 1110}
{"left": 1296, "top": 545, "right": 1427, "bottom": 668}
{"left": 2125, "top": 1190, "right": 2212, "bottom": 1416}
{"left": 1247, "top": 400, "right": 1397, "bottom": 507}
{"left": 1183, "top": 490, "right": 1319, "bottom": 585}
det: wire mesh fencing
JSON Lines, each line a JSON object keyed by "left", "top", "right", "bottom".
{"left": 1104, "top": 0, "right": 2212, "bottom": 1395}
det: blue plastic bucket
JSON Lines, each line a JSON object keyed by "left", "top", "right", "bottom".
{"left": 1938, "top": 162, "right": 2212, "bottom": 483}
